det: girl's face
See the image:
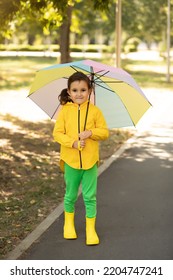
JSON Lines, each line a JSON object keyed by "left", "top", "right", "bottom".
{"left": 68, "top": 80, "right": 91, "bottom": 105}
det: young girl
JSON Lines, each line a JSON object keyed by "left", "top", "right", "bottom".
{"left": 53, "top": 71, "right": 109, "bottom": 245}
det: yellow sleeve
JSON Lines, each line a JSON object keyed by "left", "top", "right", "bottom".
{"left": 53, "top": 109, "right": 76, "bottom": 147}
{"left": 90, "top": 108, "right": 109, "bottom": 141}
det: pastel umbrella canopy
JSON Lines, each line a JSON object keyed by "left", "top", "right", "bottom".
{"left": 28, "top": 59, "right": 151, "bottom": 128}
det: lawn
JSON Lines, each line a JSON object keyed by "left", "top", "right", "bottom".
{"left": 122, "top": 59, "right": 173, "bottom": 88}
{"left": 0, "top": 53, "right": 172, "bottom": 259}
{"left": 0, "top": 56, "right": 58, "bottom": 90}
{"left": 0, "top": 54, "right": 172, "bottom": 90}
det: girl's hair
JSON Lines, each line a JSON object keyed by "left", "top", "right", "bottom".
{"left": 58, "top": 72, "right": 92, "bottom": 105}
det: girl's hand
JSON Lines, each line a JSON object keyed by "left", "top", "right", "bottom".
{"left": 79, "top": 130, "right": 92, "bottom": 140}
{"left": 73, "top": 140, "right": 86, "bottom": 150}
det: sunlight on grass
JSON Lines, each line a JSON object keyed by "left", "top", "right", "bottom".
{"left": 121, "top": 58, "right": 173, "bottom": 88}
{"left": 0, "top": 55, "right": 172, "bottom": 91}
{"left": 0, "top": 57, "right": 58, "bottom": 90}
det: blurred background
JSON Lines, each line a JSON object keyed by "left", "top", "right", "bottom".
{"left": 0, "top": 0, "right": 172, "bottom": 67}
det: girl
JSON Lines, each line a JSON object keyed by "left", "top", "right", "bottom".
{"left": 53, "top": 71, "right": 109, "bottom": 245}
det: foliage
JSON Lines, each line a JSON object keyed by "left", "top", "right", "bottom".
{"left": 72, "top": 0, "right": 115, "bottom": 43}
{"left": 0, "top": 0, "right": 113, "bottom": 62}
{"left": 0, "top": 0, "right": 172, "bottom": 52}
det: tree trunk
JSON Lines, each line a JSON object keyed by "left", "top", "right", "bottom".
{"left": 59, "top": 5, "right": 72, "bottom": 63}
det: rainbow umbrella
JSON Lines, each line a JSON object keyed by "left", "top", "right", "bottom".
{"left": 28, "top": 59, "right": 151, "bottom": 128}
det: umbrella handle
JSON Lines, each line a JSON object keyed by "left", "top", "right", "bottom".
{"left": 78, "top": 141, "right": 83, "bottom": 151}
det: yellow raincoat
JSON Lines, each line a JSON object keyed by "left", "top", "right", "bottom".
{"left": 53, "top": 101, "right": 109, "bottom": 171}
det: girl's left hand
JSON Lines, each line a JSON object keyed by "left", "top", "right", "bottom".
{"left": 72, "top": 140, "right": 85, "bottom": 150}
{"left": 79, "top": 130, "right": 92, "bottom": 140}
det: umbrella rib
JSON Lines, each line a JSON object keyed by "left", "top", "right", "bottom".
{"left": 94, "top": 81, "right": 116, "bottom": 93}
{"left": 70, "top": 65, "right": 110, "bottom": 80}
{"left": 92, "top": 69, "right": 110, "bottom": 77}
{"left": 69, "top": 65, "right": 123, "bottom": 86}
{"left": 70, "top": 65, "right": 92, "bottom": 75}
{"left": 121, "top": 103, "right": 136, "bottom": 127}
{"left": 51, "top": 103, "right": 61, "bottom": 119}
{"left": 70, "top": 65, "right": 81, "bottom": 72}
{"left": 93, "top": 70, "right": 110, "bottom": 82}
{"left": 95, "top": 80, "right": 123, "bottom": 83}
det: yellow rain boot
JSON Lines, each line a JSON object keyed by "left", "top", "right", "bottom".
{"left": 86, "top": 217, "right": 99, "bottom": 245}
{"left": 63, "top": 212, "right": 77, "bottom": 239}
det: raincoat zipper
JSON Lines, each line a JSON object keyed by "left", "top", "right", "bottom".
{"left": 78, "top": 105, "right": 82, "bottom": 169}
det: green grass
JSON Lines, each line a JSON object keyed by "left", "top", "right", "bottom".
{"left": 0, "top": 57, "right": 58, "bottom": 90}
{"left": 121, "top": 59, "right": 173, "bottom": 88}
{"left": 0, "top": 55, "right": 172, "bottom": 91}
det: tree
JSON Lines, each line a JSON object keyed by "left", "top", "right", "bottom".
{"left": 122, "top": 0, "right": 169, "bottom": 47}
{"left": 72, "top": 0, "right": 115, "bottom": 43}
{"left": 60, "top": 5, "right": 72, "bottom": 62}
{"left": 54, "top": 0, "right": 111, "bottom": 62}
{"left": 0, "top": 0, "right": 111, "bottom": 62}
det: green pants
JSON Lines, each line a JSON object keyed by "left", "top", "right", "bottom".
{"left": 64, "top": 163, "right": 98, "bottom": 218}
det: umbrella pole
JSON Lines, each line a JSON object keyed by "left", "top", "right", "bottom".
{"left": 83, "top": 71, "right": 95, "bottom": 130}
{"left": 83, "top": 100, "right": 90, "bottom": 131}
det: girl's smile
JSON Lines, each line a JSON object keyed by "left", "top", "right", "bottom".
{"left": 68, "top": 80, "right": 91, "bottom": 105}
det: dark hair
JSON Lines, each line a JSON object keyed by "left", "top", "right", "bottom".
{"left": 58, "top": 72, "right": 92, "bottom": 105}
{"left": 58, "top": 88, "right": 72, "bottom": 105}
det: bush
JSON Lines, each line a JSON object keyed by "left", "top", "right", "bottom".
{"left": 0, "top": 44, "right": 49, "bottom": 52}
{"left": 0, "top": 44, "right": 6, "bottom": 51}
{"left": 0, "top": 44, "right": 113, "bottom": 53}
{"left": 123, "top": 37, "right": 141, "bottom": 53}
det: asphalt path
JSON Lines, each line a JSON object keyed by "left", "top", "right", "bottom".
{"left": 8, "top": 88, "right": 173, "bottom": 260}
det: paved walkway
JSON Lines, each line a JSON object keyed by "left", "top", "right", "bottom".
{"left": 5, "top": 87, "right": 173, "bottom": 260}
